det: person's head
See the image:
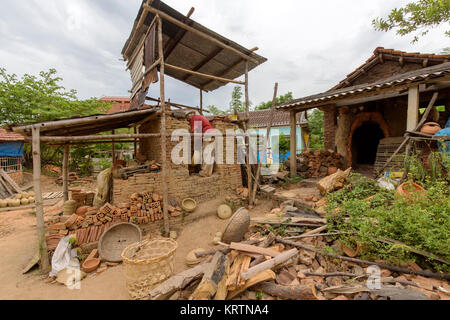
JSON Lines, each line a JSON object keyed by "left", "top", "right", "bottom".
{"left": 186, "top": 110, "right": 197, "bottom": 120}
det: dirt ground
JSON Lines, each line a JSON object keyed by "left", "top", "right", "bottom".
{"left": 0, "top": 180, "right": 271, "bottom": 300}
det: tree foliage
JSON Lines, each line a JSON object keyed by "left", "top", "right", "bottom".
{"left": 372, "top": 0, "right": 450, "bottom": 43}
{"left": 0, "top": 68, "right": 110, "bottom": 125}
{"left": 307, "top": 108, "right": 324, "bottom": 150}
{"left": 254, "top": 92, "right": 294, "bottom": 111}
{"left": 229, "top": 86, "right": 247, "bottom": 113}
{"left": 207, "top": 105, "right": 226, "bottom": 115}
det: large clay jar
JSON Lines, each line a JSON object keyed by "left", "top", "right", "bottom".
{"left": 421, "top": 122, "right": 441, "bottom": 135}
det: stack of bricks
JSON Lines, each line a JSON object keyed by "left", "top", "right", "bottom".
{"left": 71, "top": 190, "right": 95, "bottom": 207}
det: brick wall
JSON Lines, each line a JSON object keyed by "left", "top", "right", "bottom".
{"left": 114, "top": 115, "right": 242, "bottom": 204}
{"left": 323, "top": 106, "right": 336, "bottom": 151}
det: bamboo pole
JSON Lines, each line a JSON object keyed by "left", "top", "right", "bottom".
{"left": 199, "top": 89, "right": 203, "bottom": 115}
{"left": 289, "top": 110, "right": 297, "bottom": 178}
{"left": 25, "top": 133, "right": 161, "bottom": 142}
{"left": 158, "top": 16, "right": 170, "bottom": 236}
{"left": 143, "top": 4, "right": 259, "bottom": 65}
{"left": 111, "top": 130, "right": 115, "bottom": 164}
{"left": 62, "top": 144, "right": 69, "bottom": 202}
{"left": 32, "top": 126, "right": 50, "bottom": 272}
{"left": 165, "top": 63, "right": 245, "bottom": 85}
{"left": 244, "top": 61, "right": 252, "bottom": 205}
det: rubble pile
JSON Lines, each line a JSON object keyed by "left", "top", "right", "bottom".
{"left": 287, "top": 149, "right": 344, "bottom": 178}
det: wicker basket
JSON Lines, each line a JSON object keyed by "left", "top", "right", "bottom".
{"left": 121, "top": 238, "right": 178, "bottom": 300}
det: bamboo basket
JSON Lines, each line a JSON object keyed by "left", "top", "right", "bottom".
{"left": 121, "top": 238, "right": 178, "bottom": 300}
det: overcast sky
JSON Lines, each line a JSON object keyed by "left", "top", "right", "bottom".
{"left": 0, "top": 0, "right": 448, "bottom": 111}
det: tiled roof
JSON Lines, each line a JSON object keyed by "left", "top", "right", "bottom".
{"left": 278, "top": 62, "right": 450, "bottom": 110}
{"left": 101, "top": 97, "right": 131, "bottom": 114}
{"left": 332, "top": 47, "right": 450, "bottom": 90}
{"left": 0, "top": 128, "right": 24, "bottom": 141}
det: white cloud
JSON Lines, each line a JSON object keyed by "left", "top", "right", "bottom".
{"left": 0, "top": 0, "right": 448, "bottom": 111}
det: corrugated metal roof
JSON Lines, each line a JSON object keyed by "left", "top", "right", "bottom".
{"left": 277, "top": 62, "right": 450, "bottom": 110}
{"left": 122, "top": 0, "right": 267, "bottom": 92}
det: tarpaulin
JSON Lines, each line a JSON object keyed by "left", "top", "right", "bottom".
{"left": 0, "top": 141, "right": 24, "bottom": 157}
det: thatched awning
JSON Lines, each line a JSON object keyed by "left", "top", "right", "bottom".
{"left": 122, "top": 0, "right": 267, "bottom": 93}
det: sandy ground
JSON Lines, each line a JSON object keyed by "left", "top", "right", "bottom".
{"left": 0, "top": 192, "right": 271, "bottom": 300}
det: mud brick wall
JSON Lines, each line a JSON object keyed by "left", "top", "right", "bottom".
{"left": 114, "top": 115, "right": 242, "bottom": 204}
{"left": 7, "top": 171, "right": 22, "bottom": 185}
{"left": 323, "top": 106, "right": 337, "bottom": 151}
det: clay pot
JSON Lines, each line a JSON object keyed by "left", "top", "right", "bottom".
{"left": 81, "top": 258, "right": 100, "bottom": 273}
{"left": 182, "top": 198, "right": 197, "bottom": 213}
{"left": 217, "top": 204, "right": 233, "bottom": 220}
{"left": 0, "top": 200, "right": 7, "bottom": 208}
{"left": 7, "top": 199, "right": 20, "bottom": 207}
{"left": 397, "top": 182, "right": 425, "bottom": 198}
{"left": 420, "top": 122, "right": 441, "bottom": 135}
{"left": 28, "top": 197, "right": 35, "bottom": 203}
{"left": 21, "top": 198, "right": 30, "bottom": 205}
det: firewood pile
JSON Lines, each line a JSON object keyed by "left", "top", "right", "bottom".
{"left": 286, "top": 149, "right": 344, "bottom": 178}
{"left": 147, "top": 211, "right": 450, "bottom": 301}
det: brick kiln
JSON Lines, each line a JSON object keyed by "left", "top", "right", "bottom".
{"left": 113, "top": 114, "right": 243, "bottom": 205}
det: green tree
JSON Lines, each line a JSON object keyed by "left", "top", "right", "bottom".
{"left": 207, "top": 105, "right": 226, "bottom": 115}
{"left": 308, "top": 108, "right": 324, "bottom": 150}
{"left": 372, "top": 0, "right": 450, "bottom": 43}
{"left": 0, "top": 68, "right": 110, "bottom": 125}
{"left": 254, "top": 92, "right": 294, "bottom": 111}
{"left": 229, "top": 86, "right": 246, "bottom": 113}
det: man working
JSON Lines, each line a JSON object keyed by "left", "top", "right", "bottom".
{"left": 186, "top": 111, "right": 217, "bottom": 177}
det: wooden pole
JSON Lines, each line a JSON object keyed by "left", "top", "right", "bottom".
{"left": 251, "top": 83, "right": 278, "bottom": 204}
{"left": 289, "top": 110, "right": 297, "bottom": 178}
{"left": 62, "top": 144, "right": 69, "bottom": 202}
{"left": 244, "top": 61, "right": 252, "bottom": 205}
{"left": 199, "top": 89, "right": 203, "bottom": 115}
{"left": 158, "top": 16, "right": 170, "bottom": 236}
{"left": 143, "top": 4, "right": 259, "bottom": 65}
{"left": 165, "top": 63, "right": 245, "bottom": 85}
{"left": 25, "top": 133, "right": 162, "bottom": 143}
{"left": 32, "top": 126, "right": 50, "bottom": 272}
{"left": 407, "top": 86, "right": 420, "bottom": 132}
{"left": 111, "top": 130, "right": 115, "bottom": 164}
{"left": 134, "top": 127, "right": 138, "bottom": 159}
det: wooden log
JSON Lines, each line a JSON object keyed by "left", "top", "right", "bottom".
{"left": 27, "top": 133, "right": 161, "bottom": 143}
{"left": 317, "top": 168, "right": 351, "bottom": 195}
{"left": 157, "top": 16, "right": 170, "bottom": 237}
{"left": 165, "top": 63, "right": 245, "bottom": 85}
{"left": 149, "top": 263, "right": 209, "bottom": 300}
{"left": 255, "top": 282, "right": 316, "bottom": 300}
{"left": 189, "top": 252, "right": 229, "bottom": 300}
{"left": 251, "top": 216, "right": 327, "bottom": 225}
{"left": 227, "top": 270, "right": 276, "bottom": 300}
{"left": 229, "top": 242, "right": 281, "bottom": 257}
{"left": 32, "top": 126, "right": 50, "bottom": 272}
{"left": 62, "top": 144, "right": 69, "bottom": 202}
{"left": 241, "top": 248, "right": 298, "bottom": 281}
{"left": 277, "top": 238, "right": 450, "bottom": 281}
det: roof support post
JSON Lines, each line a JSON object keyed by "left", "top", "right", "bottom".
{"left": 245, "top": 61, "right": 253, "bottom": 205}
{"left": 199, "top": 89, "right": 203, "bottom": 115}
{"left": 32, "top": 126, "right": 50, "bottom": 273}
{"left": 157, "top": 16, "right": 170, "bottom": 236}
{"left": 407, "top": 86, "right": 420, "bottom": 132}
{"left": 290, "top": 110, "right": 298, "bottom": 178}
{"left": 62, "top": 144, "right": 70, "bottom": 202}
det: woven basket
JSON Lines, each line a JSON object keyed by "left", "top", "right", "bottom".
{"left": 121, "top": 238, "right": 178, "bottom": 300}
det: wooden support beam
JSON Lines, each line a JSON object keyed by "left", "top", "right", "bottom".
{"left": 201, "top": 47, "right": 259, "bottom": 91}
{"left": 111, "top": 130, "right": 115, "bottom": 164}
{"left": 199, "top": 89, "right": 203, "bottom": 115}
{"left": 165, "top": 63, "right": 245, "bottom": 85}
{"left": 407, "top": 86, "right": 420, "bottom": 131}
{"left": 163, "top": 8, "right": 195, "bottom": 59}
{"left": 25, "top": 133, "right": 161, "bottom": 143}
{"left": 245, "top": 61, "right": 252, "bottom": 205}
{"left": 32, "top": 126, "right": 50, "bottom": 272}
{"left": 289, "top": 110, "right": 297, "bottom": 178}
{"left": 123, "top": 0, "right": 154, "bottom": 58}
{"left": 143, "top": 4, "right": 259, "bottom": 64}
{"left": 158, "top": 16, "right": 170, "bottom": 237}
{"left": 133, "top": 127, "right": 138, "bottom": 158}
{"left": 62, "top": 144, "right": 69, "bottom": 202}
{"left": 183, "top": 47, "right": 224, "bottom": 82}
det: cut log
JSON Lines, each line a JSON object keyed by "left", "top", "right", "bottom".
{"left": 227, "top": 270, "right": 276, "bottom": 300}
{"left": 149, "top": 263, "right": 208, "bottom": 300}
{"left": 226, "top": 254, "right": 246, "bottom": 291}
{"left": 241, "top": 248, "right": 299, "bottom": 281}
{"left": 255, "top": 282, "right": 316, "bottom": 300}
{"left": 229, "top": 242, "right": 281, "bottom": 257}
{"left": 189, "top": 252, "right": 229, "bottom": 300}
{"left": 251, "top": 216, "right": 327, "bottom": 225}
{"left": 317, "top": 168, "right": 351, "bottom": 195}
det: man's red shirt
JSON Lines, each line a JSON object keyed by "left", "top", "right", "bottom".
{"left": 190, "top": 115, "right": 214, "bottom": 133}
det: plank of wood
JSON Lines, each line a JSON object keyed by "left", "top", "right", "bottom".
{"left": 227, "top": 270, "right": 276, "bottom": 300}
{"left": 251, "top": 216, "right": 327, "bottom": 225}
{"left": 241, "top": 248, "right": 299, "bottom": 281}
{"left": 189, "top": 252, "right": 229, "bottom": 300}
{"left": 237, "top": 256, "right": 251, "bottom": 288}
{"left": 229, "top": 243, "right": 281, "bottom": 258}
{"left": 226, "top": 254, "right": 246, "bottom": 291}
{"left": 0, "top": 168, "right": 22, "bottom": 193}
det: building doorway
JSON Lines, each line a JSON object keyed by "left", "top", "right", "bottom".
{"left": 351, "top": 122, "right": 385, "bottom": 166}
